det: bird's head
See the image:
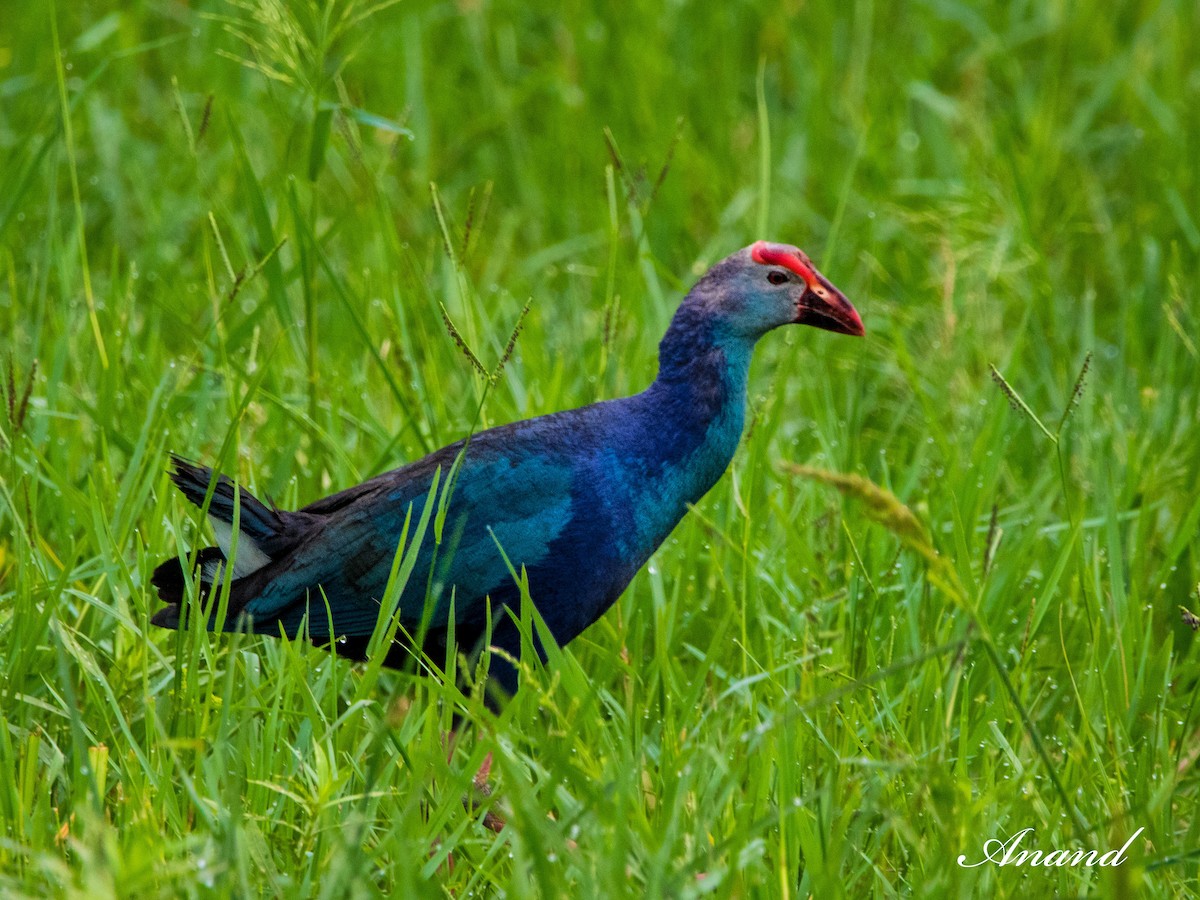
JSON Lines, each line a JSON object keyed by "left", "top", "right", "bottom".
{"left": 695, "top": 241, "right": 864, "bottom": 340}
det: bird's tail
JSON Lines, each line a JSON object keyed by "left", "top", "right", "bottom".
{"left": 150, "top": 455, "right": 282, "bottom": 628}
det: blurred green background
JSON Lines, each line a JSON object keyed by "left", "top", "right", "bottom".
{"left": 1, "top": 0, "right": 1198, "bottom": 896}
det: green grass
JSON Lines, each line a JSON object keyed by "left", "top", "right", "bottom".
{"left": 2, "top": 0, "right": 1198, "bottom": 896}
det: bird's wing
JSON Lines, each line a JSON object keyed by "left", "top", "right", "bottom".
{"left": 237, "top": 446, "right": 576, "bottom": 639}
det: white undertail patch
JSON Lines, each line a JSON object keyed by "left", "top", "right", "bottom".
{"left": 210, "top": 516, "right": 272, "bottom": 578}
{"left": 201, "top": 559, "right": 225, "bottom": 584}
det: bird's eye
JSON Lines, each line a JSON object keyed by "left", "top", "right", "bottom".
{"left": 767, "top": 270, "right": 788, "bottom": 285}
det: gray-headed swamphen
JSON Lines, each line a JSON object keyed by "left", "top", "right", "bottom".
{"left": 151, "top": 241, "right": 864, "bottom": 702}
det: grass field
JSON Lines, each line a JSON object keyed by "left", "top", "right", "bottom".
{"left": 2, "top": 0, "right": 1199, "bottom": 896}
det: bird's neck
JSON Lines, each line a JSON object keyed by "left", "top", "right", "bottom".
{"left": 633, "top": 305, "right": 757, "bottom": 517}
{"left": 650, "top": 301, "right": 755, "bottom": 432}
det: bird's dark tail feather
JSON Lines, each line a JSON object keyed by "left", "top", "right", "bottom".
{"left": 150, "top": 547, "right": 225, "bottom": 626}
{"left": 151, "top": 455, "right": 282, "bottom": 631}
{"left": 167, "top": 454, "right": 283, "bottom": 543}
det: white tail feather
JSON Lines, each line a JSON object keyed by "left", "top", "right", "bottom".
{"left": 209, "top": 517, "right": 272, "bottom": 578}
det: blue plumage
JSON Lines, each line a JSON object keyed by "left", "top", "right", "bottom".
{"left": 151, "top": 241, "right": 863, "bottom": 698}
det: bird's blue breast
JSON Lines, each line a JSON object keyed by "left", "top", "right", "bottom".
{"left": 545, "top": 335, "right": 751, "bottom": 624}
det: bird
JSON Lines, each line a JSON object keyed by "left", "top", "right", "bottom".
{"left": 150, "top": 241, "right": 864, "bottom": 703}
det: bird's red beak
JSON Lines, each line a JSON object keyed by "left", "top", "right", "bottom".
{"left": 796, "top": 272, "right": 865, "bottom": 337}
